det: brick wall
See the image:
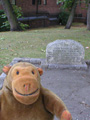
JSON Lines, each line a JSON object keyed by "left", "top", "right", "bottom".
{"left": 75, "top": 1, "right": 87, "bottom": 18}
{"left": 0, "top": 4, "right": 3, "bottom": 10}
{"left": 0, "top": 0, "right": 87, "bottom": 24}
{"left": 16, "top": 0, "right": 87, "bottom": 18}
{"left": 16, "top": 0, "right": 61, "bottom": 16}
{"left": 74, "top": 0, "right": 87, "bottom": 22}
{"left": 0, "top": 0, "right": 87, "bottom": 18}
{"left": 22, "top": 18, "right": 50, "bottom": 28}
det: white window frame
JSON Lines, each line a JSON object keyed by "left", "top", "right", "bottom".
{"left": 44, "top": 0, "right": 47, "bottom": 5}
{"left": 0, "top": 0, "right": 2, "bottom": 5}
{"left": 56, "top": 0, "right": 60, "bottom": 5}
{"left": 12, "top": 0, "right": 16, "bottom": 4}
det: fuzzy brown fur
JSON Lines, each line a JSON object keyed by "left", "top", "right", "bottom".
{"left": 0, "top": 62, "right": 72, "bottom": 120}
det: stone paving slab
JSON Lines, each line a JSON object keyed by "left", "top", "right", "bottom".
{"left": 41, "top": 69, "right": 90, "bottom": 120}
{"left": 0, "top": 58, "right": 90, "bottom": 120}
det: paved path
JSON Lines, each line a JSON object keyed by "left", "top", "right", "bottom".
{"left": 0, "top": 66, "right": 90, "bottom": 120}
{"left": 41, "top": 68, "right": 90, "bottom": 120}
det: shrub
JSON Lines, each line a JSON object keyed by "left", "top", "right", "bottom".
{"left": 20, "top": 23, "right": 29, "bottom": 30}
{"left": 58, "top": 11, "right": 70, "bottom": 25}
{"left": 0, "top": 5, "right": 29, "bottom": 31}
{"left": 0, "top": 10, "right": 4, "bottom": 15}
{"left": 13, "top": 5, "right": 23, "bottom": 18}
{"left": 0, "top": 10, "right": 8, "bottom": 31}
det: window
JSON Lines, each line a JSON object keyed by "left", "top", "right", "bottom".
{"left": 12, "top": 0, "right": 16, "bottom": 5}
{"left": 38, "top": 0, "right": 41, "bottom": 5}
{"left": 32, "top": 0, "right": 41, "bottom": 5}
{"left": 32, "top": 0, "right": 35, "bottom": 5}
{"left": 56, "top": 0, "right": 60, "bottom": 5}
{"left": 44, "top": 0, "right": 47, "bottom": 5}
{"left": 0, "top": 0, "right": 2, "bottom": 4}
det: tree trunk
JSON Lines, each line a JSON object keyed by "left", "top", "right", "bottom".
{"left": 1, "top": 0, "right": 21, "bottom": 31}
{"left": 65, "top": 0, "right": 77, "bottom": 29}
{"left": 87, "top": 1, "right": 90, "bottom": 30}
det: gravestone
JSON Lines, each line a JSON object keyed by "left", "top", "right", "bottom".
{"left": 46, "top": 40, "right": 85, "bottom": 65}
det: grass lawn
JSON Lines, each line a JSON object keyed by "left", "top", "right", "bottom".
{"left": 0, "top": 24, "right": 90, "bottom": 72}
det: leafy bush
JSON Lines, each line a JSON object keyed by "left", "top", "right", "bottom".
{"left": 58, "top": 11, "right": 69, "bottom": 25}
{"left": 13, "top": 5, "right": 23, "bottom": 18}
{"left": 0, "top": 5, "right": 29, "bottom": 31}
{"left": 58, "top": 0, "right": 75, "bottom": 11}
{"left": 0, "top": 10, "right": 4, "bottom": 15}
{"left": 0, "top": 10, "right": 8, "bottom": 31}
{"left": 20, "top": 23, "right": 29, "bottom": 30}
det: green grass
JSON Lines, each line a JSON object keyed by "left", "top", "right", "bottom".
{"left": 0, "top": 25, "right": 90, "bottom": 73}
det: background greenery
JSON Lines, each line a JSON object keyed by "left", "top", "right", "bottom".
{"left": 58, "top": 11, "right": 70, "bottom": 25}
{"left": 0, "top": 5, "right": 29, "bottom": 31}
{"left": 0, "top": 24, "right": 90, "bottom": 73}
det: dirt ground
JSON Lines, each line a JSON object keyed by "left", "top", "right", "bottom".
{"left": 41, "top": 68, "right": 90, "bottom": 120}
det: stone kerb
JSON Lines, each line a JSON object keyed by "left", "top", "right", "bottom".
{"left": 46, "top": 39, "right": 87, "bottom": 68}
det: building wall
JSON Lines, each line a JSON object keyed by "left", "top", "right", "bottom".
{"left": 0, "top": 3, "right": 3, "bottom": 10}
{"left": 16, "top": 0, "right": 61, "bottom": 16}
{"left": 16, "top": 0, "right": 87, "bottom": 18}
{"left": 0, "top": 0, "right": 87, "bottom": 22}
{"left": 75, "top": 1, "right": 87, "bottom": 18}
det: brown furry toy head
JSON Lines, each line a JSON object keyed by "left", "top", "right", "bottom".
{"left": 3, "top": 62, "right": 43, "bottom": 105}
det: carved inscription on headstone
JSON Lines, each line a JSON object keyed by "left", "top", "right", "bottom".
{"left": 46, "top": 40, "right": 85, "bottom": 65}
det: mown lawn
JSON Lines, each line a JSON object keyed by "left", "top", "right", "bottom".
{"left": 0, "top": 25, "right": 90, "bottom": 72}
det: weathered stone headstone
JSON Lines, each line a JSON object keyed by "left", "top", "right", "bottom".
{"left": 46, "top": 40, "right": 85, "bottom": 65}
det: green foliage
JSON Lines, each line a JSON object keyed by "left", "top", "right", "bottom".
{"left": 13, "top": 5, "right": 23, "bottom": 18}
{"left": 0, "top": 5, "right": 29, "bottom": 31}
{"left": 1, "top": 21, "right": 10, "bottom": 30}
{"left": 0, "top": 10, "right": 4, "bottom": 15}
{"left": 0, "top": 10, "right": 8, "bottom": 31}
{"left": 85, "top": 0, "right": 89, "bottom": 4}
{"left": 58, "top": 0, "right": 75, "bottom": 11}
{"left": 58, "top": 11, "right": 69, "bottom": 25}
{"left": 20, "top": 23, "right": 29, "bottom": 30}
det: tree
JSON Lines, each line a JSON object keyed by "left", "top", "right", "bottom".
{"left": 1, "top": 0, "right": 21, "bottom": 31}
{"left": 65, "top": 0, "right": 78, "bottom": 29}
{"left": 58, "top": 0, "right": 78, "bottom": 29}
{"left": 87, "top": 0, "right": 90, "bottom": 30}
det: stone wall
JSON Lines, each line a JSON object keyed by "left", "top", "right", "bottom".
{"left": 18, "top": 16, "right": 58, "bottom": 28}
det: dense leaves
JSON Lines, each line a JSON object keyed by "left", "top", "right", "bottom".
{"left": 0, "top": 5, "right": 29, "bottom": 31}
{"left": 58, "top": 0, "right": 75, "bottom": 10}
{"left": 58, "top": 11, "right": 69, "bottom": 25}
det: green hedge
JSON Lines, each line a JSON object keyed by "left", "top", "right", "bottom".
{"left": 0, "top": 10, "right": 8, "bottom": 31}
{"left": 58, "top": 11, "right": 69, "bottom": 25}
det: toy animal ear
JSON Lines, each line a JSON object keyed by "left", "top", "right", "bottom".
{"left": 37, "top": 68, "right": 43, "bottom": 76}
{"left": 3, "top": 65, "right": 11, "bottom": 74}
